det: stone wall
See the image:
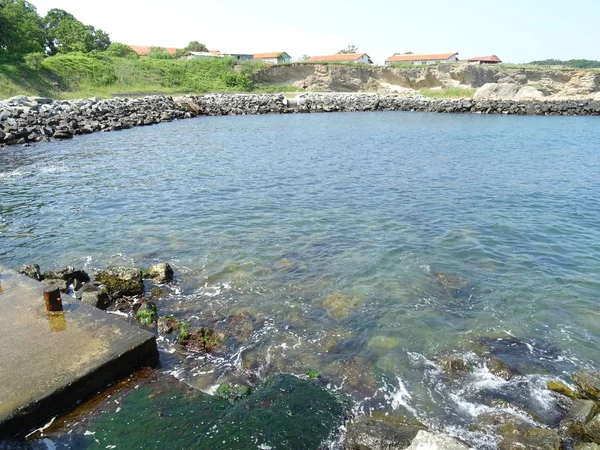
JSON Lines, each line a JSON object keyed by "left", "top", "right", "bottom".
{"left": 1, "top": 93, "right": 599, "bottom": 147}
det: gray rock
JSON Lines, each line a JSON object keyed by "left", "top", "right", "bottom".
{"left": 560, "top": 400, "right": 598, "bottom": 437}
{"left": 19, "top": 264, "right": 42, "bottom": 281}
{"left": 42, "top": 278, "right": 68, "bottom": 293}
{"left": 75, "top": 281, "right": 103, "bottom": 299}
{"left": 584, "top": 414, "right": 600, "bottom": 443}
{"left": 148, "top": 262, "right": 174, "bottom": 284}
{"left": 576, "top": 443, "right": 600, "bottom": 450}
{"left": 405, "top": 431, "right": 469, "bottom": 450}
{"left": 573, "top": 371, "right": 600, "bottom": 402}
{"left": 343, "top": 415, "right": 426, "bottom": 450}
{"left": 81, "top": 289, "right": 111, "bottom": 310}
{"left": 486, "top": 356, "right": 517, "bottom": 380}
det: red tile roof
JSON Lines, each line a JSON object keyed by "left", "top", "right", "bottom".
{"left": 209, "top": 50, "right": 221, "bottom": 56}
{"left": 254, "top": 52, "right": 287, "bottom": 59}
{"left": 306, "top": 53, "right": 370, "bottom": 62}
{"left": 129, "top": 45, "right": 179, "bottom": 56}
{"left": 386, "top": 52, "right": 458, "bottom": 63}
{"left": 466, "top": 55, "right": 502, "bottom": 63}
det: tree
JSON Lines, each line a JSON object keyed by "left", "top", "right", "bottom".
{"left": 185, "top": 40, "right": 208, "bottom": 52}
{"left": 104, "top": 42, "right": 138, "bottom": 58}
{"left": 148, "top": 47, "right": 173, "bottom": 59}
{"left": 404, "top": 51, "right": 414, "bottom": 54}
{"left": 300, "top": 54, "right": 310, "bottom": 61}
{"left": 338, "top": 45, "right": 358, "bottom": 54}
{"left": 0, "top": 0, "right": 46, "bottom": 55}
{"left": 44, "top": 8, "right": 110, "bottom": 54}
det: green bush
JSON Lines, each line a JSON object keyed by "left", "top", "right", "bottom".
{"left": 240, "top": 59, "right": 268, "bottom": 75}
{"left": 104, "top": 43, "right": 138, "bottom": 59}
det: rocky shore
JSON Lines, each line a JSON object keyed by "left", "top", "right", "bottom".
{"left": 1, "top": 93, "right": 599, "bottom": 147}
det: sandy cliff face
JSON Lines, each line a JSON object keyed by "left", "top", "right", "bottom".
{"left": 252, "top": 64, "right": 600, "bottom": 99}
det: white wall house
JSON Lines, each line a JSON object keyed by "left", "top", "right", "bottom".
{"left": 385, "top": 52, "right": 459, "bottom": 66}
{"left": 307, "top": 53, "right": 374, "bottom": 64}
{"left": 254, "top": 52, "right": 292, "bottom": 64}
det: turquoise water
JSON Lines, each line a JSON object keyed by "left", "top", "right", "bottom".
{"left": 1, "top": 112, "right": 600, "bottom": 447}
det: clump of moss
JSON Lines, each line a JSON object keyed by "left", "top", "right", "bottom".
{"left": 306, "top": 370, "right": 319, "bottom": 379}
{"left": 178, "top": 326, "right": 225, "bottom": 353}
{"left": 215, "top": 384, "right": 251, "bottom": 402}
{"left": 178, "top": 322, "right": 191, "bottom": 342}
{"left": 136, "top": 309, "right": 156, "bottom": 326}
{"left": 140, "top": 269, "right": 151, "bottom": 279}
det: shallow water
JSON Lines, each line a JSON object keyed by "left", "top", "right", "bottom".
{"left": 1, "top": 111, "right": 600, "bottom": 448}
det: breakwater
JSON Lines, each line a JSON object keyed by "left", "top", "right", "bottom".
{"left": 1, "top": 93, "right": 599, "bottom": 147}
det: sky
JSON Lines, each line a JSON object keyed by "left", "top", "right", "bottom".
{"left": 29, "top": 0, "right": 600, "bottom": 65}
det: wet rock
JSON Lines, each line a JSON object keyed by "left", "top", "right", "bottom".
{"left": 573, "top": 371, "right": 600, "bottom": 402}
{"left": 18, "top": 264, "right": 42, "bottom": 281}
{"left": 42, "top": 278, "right": 68, "bottom": 293}
{"left": 157, "top": 316, "right": 179, "bottom": 334}
{"left": 340, "top": 356, "right": 379, "bottom": 398}
{"left": 343, "top": 414, "right": 427, "bottom": 450}
{"left": 487, "top": 356, "right": 518, "bottom": 380}
{"left": 405, "top": 430, "right": 469, "bottom": 450}
{"left": 148, "top": 263, "right": 174, "bottom": 284}
{"left": 584, "top": 414, "right": 600, "bottom": 443}
{"left": 437, "top": 354, "right": 471, "bottom": 375}
{"left": 560, "top": 400, "right": 598, "bottom": 437}
{"left": 94, "top": 266, "right": 144, "bottom": 297}
{"left": 498, "top": 417, "right": 561, "bottom": 450}
{"left": 80, "top": 288, "right": 110, "bottom": 310}
{"left": 322, "top": 291, "right": 362, "bottom": 320}
{"left": 576, "top": 443, "right": 600, "bottom": 450}
{"left": 43, "top": 266, "right": 90, "bottom": 286}
{"left": 548, "top": 380, "right": 578, "bottom": 399}
{"left": 179, "top": 326, "right": 225, "bottom": 353}
{"left": 149, "top": 287, "right": 165, "bottom": 297}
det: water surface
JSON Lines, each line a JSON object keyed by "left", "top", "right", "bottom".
{"left": 1, "top": 112, "right": 599, "bottom": 447}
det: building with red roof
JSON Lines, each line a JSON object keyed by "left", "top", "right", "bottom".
{"left": 385, "top": 52, "right": 459, "bottom": 66}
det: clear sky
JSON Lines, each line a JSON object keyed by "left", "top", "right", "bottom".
{"left": 29, "top": 0, "right": 600, "bottom": 65}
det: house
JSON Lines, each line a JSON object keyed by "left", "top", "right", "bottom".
{"left": 129, "top": 45, "right": 179, "bottom": 57}
{"left": 253, "top": 52, "right": 292, "bottom": 64}
{"left": 226, "top": 53, "right": 255, "bottom": 61}
{"left": 465, "top": 55, "right": 502, "bottom": 64}
{"left": 385, "top": 52, "right": 459, "bottom": 65}
{"left": 306, "top": 53, "right": 373, "bottom": 64}
{"left": 185, "top": 51, "right": 223, "bottom": 60}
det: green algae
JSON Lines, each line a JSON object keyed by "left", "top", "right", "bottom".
{"left": 53, "top": 374, "right": 345, "bottom": 450}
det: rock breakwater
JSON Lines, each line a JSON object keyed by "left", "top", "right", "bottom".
{"left": 1, "top": 93, "right": 599, "bottom": 147}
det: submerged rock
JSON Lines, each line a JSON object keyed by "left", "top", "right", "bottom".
{"left": 214, "top": 384, "right": 251, "bottom": 403}
{"left": 18, "top": 264, "right": 42, "bottom": 281}
{"left": 487, "top": 356, "right": 518, "bottom": 380}
{"left": 95, "top": 266, "right": 144, "bottom": 297}
{"left": 433, "top": 272, "right": 470, "bottom": 294}
{"left": 499, "top": 417, "right": 561, "bottom": 450}
{"left": 573, "top": 371, "right": 600, "bottom": 402}
{"left": 322, "top": 291, "right": 362, "bottom": 320}
{"left": 148, "top": 263, "right": 174, "bottom": 284}
{"left": 343, "top": 414, "right": 426, "bottom": 450}
{"left": 405, "top": 430, "right": 469, "bottom": 450}
{"left": 437, "top": 354, "right": 471, "bottom": 376}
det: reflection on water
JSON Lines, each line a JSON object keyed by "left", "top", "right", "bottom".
{"left": 1, "top": 112, "right": 600, "bottom": 447}
{"left": 48, "top": 312, "right": 67, "bottom": 332}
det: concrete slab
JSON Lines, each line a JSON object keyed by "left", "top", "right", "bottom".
{"left": 0, "top": 266, "right": 159, "bottom": 438}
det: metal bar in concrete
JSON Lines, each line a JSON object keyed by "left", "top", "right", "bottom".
{"left": 0, "top": 266, "right": 159, "bottom": 438}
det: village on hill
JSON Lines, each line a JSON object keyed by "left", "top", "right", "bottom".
{"left": 128, "top": 45, "right": 502, "bottom": 66}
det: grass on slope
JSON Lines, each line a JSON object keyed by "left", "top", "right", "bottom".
{"left": 0, "top": 53, "right": 258, "bottom": 100}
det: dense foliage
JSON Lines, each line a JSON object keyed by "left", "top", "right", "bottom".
{"left": 528, "top": 59, "right": 600, "bottom": 69}
{"left": 0, "top": 1, "right": 110, "bottom": 56}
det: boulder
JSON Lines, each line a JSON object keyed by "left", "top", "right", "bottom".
{"left": 80, "top": 289, "right": 111, "bottom": 310}
{"left": 135, "top": 301, "right": 157, "bottom": 327}
{"left": 157, "top": 316, "right": 179, "bottom": 334}
{"left": 94, "top": 267, "right": 144, "bottom": 296}
{"left": 405, "top": 430, "right": 469, "bottom": 450}
{"left": 548, "top": 380, "right": 578, "bottom": 399}
{"left": 179, "top": 326, "right": 225, "bottom": 353}
{"left": 560, "top": 400, "right": 598, "bottom": 437}
{"left": 18, "top": 264, "right": 42, "bottom": 281}
{"left": 514, "top": 86, "right": 544, "bottom": 100}
{"left": 147, "top": 263, "right": 174, "bottom": 284}
{"left": 576, "top": 443, "right": 600, "bottom": 449}
{"left": 498, "top": 417, "right": 561, "bottom": 450}
{"left": 573, "top": 371, "right": 600, "bottom": 402}
{"left": 584, "top": 414, "right": 600, "bottom": 443}
{"left": 487, "top": 356, "right": 517, "bottom": 380}
{"left": 343, "top": 414, "right": 426, "bottom": 450}
{"left": 474, "top": 83, "right": 520, "bottom": 100}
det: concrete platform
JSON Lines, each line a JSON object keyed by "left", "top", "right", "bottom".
{"left": 0, "top": 266, "right": 159, "bottom": 438}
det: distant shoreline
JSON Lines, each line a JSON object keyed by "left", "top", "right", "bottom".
{"left": 1, "top": 93, "right": 599, "bottom": 148}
